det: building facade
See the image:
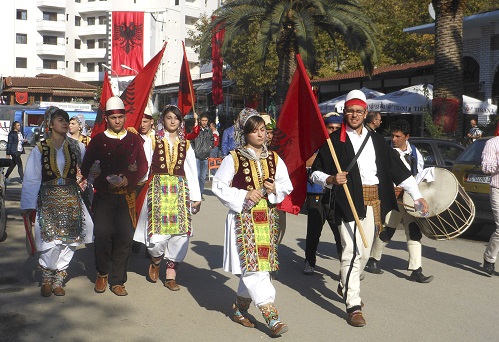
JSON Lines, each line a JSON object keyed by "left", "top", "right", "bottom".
{"left": 2, "top": 0, "right": 219, "bottom": 88}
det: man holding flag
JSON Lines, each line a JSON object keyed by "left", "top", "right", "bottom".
{"left": 311, "top": 90, "right": 429, "bottom": 327}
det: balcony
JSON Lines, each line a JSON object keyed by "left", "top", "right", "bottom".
{"left": 77, "top": 25, "right": 107, "bottom": 37}
{"left": 77, "top": 71, "right": 102, "bottom": 83}
{"left": 36, "top": 19, "right": 66, "bottom": 33}
{"left": 77, "top": 48, "right": 107, "bottom": 60}
{"left": 36, "top": 43, "right": 66, "bottom": 56}
{"left": 37, "top": 0, "right": 65, "bottom": 9}
{"left": 77, "top": 1, "right": 111, "bottom": 14}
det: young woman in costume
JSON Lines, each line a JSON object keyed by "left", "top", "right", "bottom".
{"left": 20, "top": 107, "right": 93, "bottom": 297}
{"left": 68, "top": 114, "right": 91, "bottom": 147}
{"left": 212, "top": 108, "right": 293, "bottom": 337}
{"left": 133, "top": 105, "right": 202, "bottom": 291}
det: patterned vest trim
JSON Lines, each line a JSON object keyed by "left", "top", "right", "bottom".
{"left": 37, "top": 139, "right": 78, "bottom": 183}
{"left": 150, "top": 135, "right": 189, "bottom": 177}
{"left": 229, "top": 149, "right": 277, "bottom": 191}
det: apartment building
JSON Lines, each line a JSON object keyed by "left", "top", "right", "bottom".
{"left": 3, "top": 0, "right": 219, "bottom": 87}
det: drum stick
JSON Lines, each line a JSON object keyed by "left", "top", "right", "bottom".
{"left": 326, "top": 138, "right": 368, "bottom": 248}
{"left": 398, "top": 201, "right": 415, "bottom": 210}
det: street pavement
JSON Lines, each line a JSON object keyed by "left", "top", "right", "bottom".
{"left": 0, "top": 149, "right": 498, "bottom": 341}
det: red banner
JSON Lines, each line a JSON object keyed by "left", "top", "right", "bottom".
{"left": 121, "top": 43, "right": 167, "bottom": 131}
{"left": 211, "top": 20, "right": 225, "bottom": 105}
{"left": 178, "top": 41, "right": 195, "bottom": 116}
{"left": 15, "top": 92, "right": 28, "bottom": 105}
{"left": 432, "top": 97, "right": 459, "bottom": 132}
{"left": 91, "top": 72, "right": 114, "bottom": 138}
{"left": 271, "top": 55, "right": 330, "bottom": 214}
{"left": 112, "top": 11, "right": 144, "bottom": 76}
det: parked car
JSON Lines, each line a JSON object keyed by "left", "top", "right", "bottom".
{"left": 451, "top": 137, "right": 493, "bottom": 235}
{"left": 385, "top": 136, "right": 466, "bottom": 170}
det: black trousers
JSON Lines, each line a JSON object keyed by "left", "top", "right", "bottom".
{"left": 93, "top": 192, "right": 133, "bottom": 286}
{"left": 5, "top": 153, "right": 23, "bottom": 180}
{"left": 305, "top": 193, "right": 342, "bottom": 267}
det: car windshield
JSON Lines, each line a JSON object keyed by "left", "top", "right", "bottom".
{"left": 455, "top": 139, "right": 489, "bottom": 164}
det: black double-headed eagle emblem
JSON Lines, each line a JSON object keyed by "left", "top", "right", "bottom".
{"left": 114, "top": 21, "right": 143, "bottom": 54}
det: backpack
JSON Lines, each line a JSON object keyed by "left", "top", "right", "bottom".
{"left": 193, "top": 128, "right": 213, "bottom": 160}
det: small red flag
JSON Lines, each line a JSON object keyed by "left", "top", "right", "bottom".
{"left": 121, "top": 42, "right": 167, "bottom": 131}
{"left": 495, "top": 121, "right": 499, "bottom": 136}
{"left": 211, "top": 20, "right": 225, "bottom": 105}
{"left": 91, "top": 72, "right": 114, "bottom": 138}
{"left": 271, "top": 55, "right": 330, "bottom": 214}
{"left": 178, "top": 41, "right": 196, "bottom": 116}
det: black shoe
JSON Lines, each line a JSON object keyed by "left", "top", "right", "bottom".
{"left": 131, "top": 241, "right": 141, "bottom": 254}
{"left": 483, "top": 259, "right": 495, "bottom": 277}
{"left": 364, "top": 258, "right": 383, "bottom": 274}
{"left": 409, "top": 267, "right": 434, "bottom": 283}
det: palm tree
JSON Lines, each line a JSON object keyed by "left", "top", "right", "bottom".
{"left": 202, "top": 0, "right": 379, "bottom": 108}
{"left": 432, "top": 0, "right": 466, "bottom": 139}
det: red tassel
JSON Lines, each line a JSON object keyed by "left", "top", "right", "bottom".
{"left": 340, "top": 122, "right": 347, "bottom": 142}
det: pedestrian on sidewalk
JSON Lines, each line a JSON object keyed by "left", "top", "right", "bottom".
{"left": 20, "top": 107, "right": 93, "bottom": 297}
{"left": 212, "top": 108, "right": 293, "bottom": 337}
{"left": 5, "top": 121, "right": 26, "bottom": 184}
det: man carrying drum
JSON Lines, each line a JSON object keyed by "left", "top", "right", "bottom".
{"left": 364, "top": 119, "right": 434, "bottom": 283}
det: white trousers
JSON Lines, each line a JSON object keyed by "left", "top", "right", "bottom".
{"left": 339, "top": 206, "right": 376, "bottom": 311}
{"left": 237, "top": 271, "right": 276, "bottom": 307}
{"left": 39, "top": 244, "right": 76, "bottom": 271}
{"left": 485, "top": 187, "right": 499, "bottom": 263}
{"left": 147, "top": 234, "right": 189, "bottom": 262}
{"left": 370, "top": 204, "right": 422, "bottom": 270}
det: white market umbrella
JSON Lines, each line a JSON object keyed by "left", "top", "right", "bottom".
{"left": 318, "top": 87, "right": 385, "bottom": 114}
{"left": 367, "top": 84, "right": 496, "bottom": 115}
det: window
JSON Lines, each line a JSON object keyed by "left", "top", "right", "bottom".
{"left": 75, "top": 62, "right": 81, "bottom": 72}
{"left": 75, "top": 0, "right": 81, "bottom": 3}
{"left": 16, "top": 9, "right": 27, "bottom": 20}
{"left": 66, "top": 61, "right": 69, "bottom": 68}
{"left": 16, "top": 57, "right": 27, "bottom": 68}
{"left": 87, "top": 39, "right": 95, "bottom": 49}
{"left": 43, "top": 12, "right": 57, "bottom": 21}
{"left": 175, "top": 0, "right": 179, "bottom": 5}
{"left": 437, "top": 143, "right": 466, "bottom": 167}
{"left": 43, "top": 36, "right": 57, "bottom": 45}
{"left": 98, "top": 16, "right": 107, "bottom": 25}
{"left": 87, "top": 63, "right": 95, "bottom": 72}
{"left": 75, "top": 39, "right": 81, "bottom": 49}
{"left": 88, "top": 17, "right": 95, "bottom": 25}
{"left": 98, "top": 38, "right": 106, "bottom": 48}
{"left": 43, "top": 59, "right": 57, "bottom": 69}
{"left": 75, "top": 16, "right": 81, "bottom": 26}
{"left": 16, "top": 33, "right": 27, "bottom": 44}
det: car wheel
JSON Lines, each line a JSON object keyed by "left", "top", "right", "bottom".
{"left": 0, "top": 231, "right": 6, "bottom": 242}
{"left": 0, "top": 141, "right": 6, "bottom": 151}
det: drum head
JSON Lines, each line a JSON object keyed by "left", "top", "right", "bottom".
{"left": 403, "top": 168, "right": 458, "bottom": 218}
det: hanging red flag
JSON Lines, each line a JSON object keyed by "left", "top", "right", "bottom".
{"left": 211, "top": 19, "right": 225, "bottom": 105}
{"left": 178, "top": 41, "right": 196, "bottom": 116}
{"left": 112, "top": 11, "right": 144, "bottom": 76}
{"left": 271, "top": 55, "right": 330, "bottom": 214}
{"left": 91, "top": 72, "right": 114, "bottom": 138}
{"left": 121, "top": 42, "right": 167, "bottom": 131}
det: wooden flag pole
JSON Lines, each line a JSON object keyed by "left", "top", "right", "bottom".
{"left": 189, "top": 81, "right": 196, "bottom": 115}
{"left": 326, "top": 138, "right": 369, "bottom": 248}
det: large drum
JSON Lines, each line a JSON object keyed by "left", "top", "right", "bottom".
{"left": 403, "top": 168, "right": 475, "bottom": 240}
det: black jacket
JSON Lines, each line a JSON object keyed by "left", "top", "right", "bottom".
{"left": 312, "top": 129, "right": 411, "bottom": 223}
{"left": 6, "top": 130, "right": 25, "bottom": 156}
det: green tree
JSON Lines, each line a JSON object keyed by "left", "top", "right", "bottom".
{"left": 200, "top": 0, "right": 379, "bottom": 107}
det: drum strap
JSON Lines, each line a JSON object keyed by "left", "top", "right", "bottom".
{"left": 345, "top": 131, "right": 371, "bottom": 173}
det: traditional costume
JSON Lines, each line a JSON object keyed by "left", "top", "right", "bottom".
{"left": 311, "top": 90, "right": 424, "bottom": 327}
{"left": 21, "top": 107, "right": 93, "bottom": 297}
{"left": 212, "top": 108, "right": 292, "bottom": 337}
{"left": 133, "top": 107, "right": 201, "bottom": 291}
{"left": 80, "top": 97, "right": 147, "bottom": 296}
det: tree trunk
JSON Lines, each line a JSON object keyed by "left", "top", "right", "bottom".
{"left": 275, "top": 23, "right": 297, "bottom": 115}
{"left": 432, "top": 0, "right": 465, "bottom": 139}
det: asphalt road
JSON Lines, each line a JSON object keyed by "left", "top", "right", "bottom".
{"left": 0, "top": 149, "right": 498, "bottom": 341}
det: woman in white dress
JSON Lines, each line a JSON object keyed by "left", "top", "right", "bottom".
{"left": 212, "top": 108, "right": 292, "bottom": 337}
{"left": 133, "top": 105, "right": 201, "bottom": 291}
{"left": 21, "top": 107, "right": 93, "bottom": 297}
